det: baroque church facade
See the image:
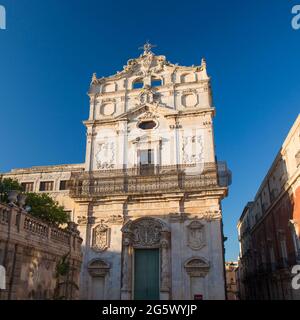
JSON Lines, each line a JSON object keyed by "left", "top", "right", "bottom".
{"left": 3, "top": 44, "right": 231, "bottom": 300}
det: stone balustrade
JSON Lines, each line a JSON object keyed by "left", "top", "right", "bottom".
{"left": 0, "top": 205, "right": 9, "bottom": 224}
{"left": 0, "top": 202, "right": 82, "bottom": 300}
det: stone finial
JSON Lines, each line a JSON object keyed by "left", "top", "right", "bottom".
{"left": 67, "top": 221, "right": 80, "bottom": 234}
{"left": 91, "top": 72, "right": 97, "bottom": 85}
{"left": 200, "top": 57, "right": 209, "bottom": 79}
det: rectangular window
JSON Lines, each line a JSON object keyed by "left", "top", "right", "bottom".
{"left": 59, "top": 180, "right": 68, "bottom": 191}
{"left": 39, "top": 181, "right": 54, "bottom": 192}
{"left": 139, "top": 149, "right": 154, "bottom": 175}
{"left": 21, "top": 182, "right": 34, "bottom": 192}
{"left": 139, "top": 149, "right": 154, "bottom": 165}
{"left": 64, "top": 210, "right": 72, "bottom": 221}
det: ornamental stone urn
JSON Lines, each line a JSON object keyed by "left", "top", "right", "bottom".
{"left": 67, "top": 221, "right": 79, "bottom": 234}
{"left": 8, "top": 190, "right": 20, "bottom": 205}
{"left": 17, "top": 193, "right": 27, "bottom": 208}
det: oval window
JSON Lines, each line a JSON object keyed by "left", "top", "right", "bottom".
{"left": 138, "top": 121, "right": 156, "bottom": 130}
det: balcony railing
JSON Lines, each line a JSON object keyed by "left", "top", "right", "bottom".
{"left": 69, "top": 162, "right": 231, "bottom": 198}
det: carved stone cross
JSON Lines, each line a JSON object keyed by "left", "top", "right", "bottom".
{"left": 139, "top": 41, "right": 157, "bottom": 54}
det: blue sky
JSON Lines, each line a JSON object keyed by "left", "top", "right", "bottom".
{"left": 0, "top": 0, "right": 299, "bottom": 261}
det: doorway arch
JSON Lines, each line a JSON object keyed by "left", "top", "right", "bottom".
{"left": 120, "top": 217, "right": 171, "bottom": 300}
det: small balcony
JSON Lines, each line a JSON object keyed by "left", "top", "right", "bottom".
{"left": 68, "top": 162, "right": 231, "bottom": 198}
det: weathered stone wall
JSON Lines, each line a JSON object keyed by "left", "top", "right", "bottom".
{"left": 237, "top": 115, "right": 300, "bottom": 300}
{"left": 0, "top": 203, "right": 82, "bottom": 300}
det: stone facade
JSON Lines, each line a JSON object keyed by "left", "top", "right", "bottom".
{"left": 225, "top": 261, "right": 239, "bottom": 300}
{"left": 237, "top": 114, "right": 300, "bottom": 300}
{"left": 0, "top": 202, "right": 82, "bottom": 300}
{"left": 2, "top": 44, "right": 231, "bottom": 300}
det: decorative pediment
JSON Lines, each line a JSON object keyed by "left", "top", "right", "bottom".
{"left": 90, "top": 44, "right": 203, "bottom": 84}
{"left": 116, "top": 104, "right": 177, "bottom": 122}
{"left": 138, "top": 111, "right": 159, "bottom": 121}
{"left": 184, "top": 257, "right": 210, "bottom": 277}
{"left": 88, "top": 259, "right": 110, "bottom": 277}
{"left": 120, "top": 52, "right": 170, "bottom": 78}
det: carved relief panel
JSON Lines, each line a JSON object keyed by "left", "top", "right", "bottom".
{"left": 181, "top": 89, "right": 198, "bottom": 108}
{"left": 131, "top": 218, "right": 163, "bottom": 248}
{"left": 187, "top": 221, "right": 206, "bottom": 250}
{"left": 92, "top": 222, "right": 110, "bottom": 252}
{"left": 100, "top": 103, "right": 115, "bottom": 116}
{"left": 95, "top": 142, "right": 115, "bottom": 169}
{"left": 182, "top": 135, "right": 204, "bottom": 164}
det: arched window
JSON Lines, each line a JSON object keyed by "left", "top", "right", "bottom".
{"left": 133, "top": 78, "right": 144, "bottom": 89}
{"left": 151, "top": 77, "right": 162, "bottom": 87}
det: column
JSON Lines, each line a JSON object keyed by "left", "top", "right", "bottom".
{"left": 160, "top": 232, "right": 170, "bottom": 300}
{"left": 85, "top": 126, "right": 95, "bottom": 171}
{"left": 121, "top": 236, "right": 132, "bottom": 300}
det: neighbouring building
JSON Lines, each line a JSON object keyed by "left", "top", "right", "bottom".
{"left": 225, "top": 261, "right": 239, "bottom": 300}
{"left": 2, "top": 43, "right": 231, "bottom": 300}
{"left": 237, "top": 114, "right": 300, "bottom": 300}
{"left": 0, "top": 201, "right": 82, "bottom": 300}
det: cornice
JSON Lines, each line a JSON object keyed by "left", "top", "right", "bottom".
{"left": 165, "top": 107, "right": 215, "bottom": 119}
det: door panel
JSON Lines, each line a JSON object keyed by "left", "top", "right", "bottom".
{"left": 134, "top": 249, "right": 160, "bottom": 300}
{"left": 91, "top": 277, "right": 104, "bottom": 300}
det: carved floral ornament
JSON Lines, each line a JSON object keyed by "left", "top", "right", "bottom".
{"left": 92, "top": 222, "right": 110, "bottom": 252}
{"left": 122, "top": 217, "right": 169, "bottom": 248}
{"left": 187, "top": 220, "right": 206, "bottom": 250}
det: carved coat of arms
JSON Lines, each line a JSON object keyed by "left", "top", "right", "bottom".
{"left": 131, "top": 219, "right": 162, "bottom": 247}
{"left": 92, "top": 223, "right": 110, "bottom": 252}
{"left": 187, "top": 221, "right": 205, "bottom": 250}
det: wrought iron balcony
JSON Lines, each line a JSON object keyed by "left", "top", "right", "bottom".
{"left": 68, "top": 162, "right": 231, "bottom": 198}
